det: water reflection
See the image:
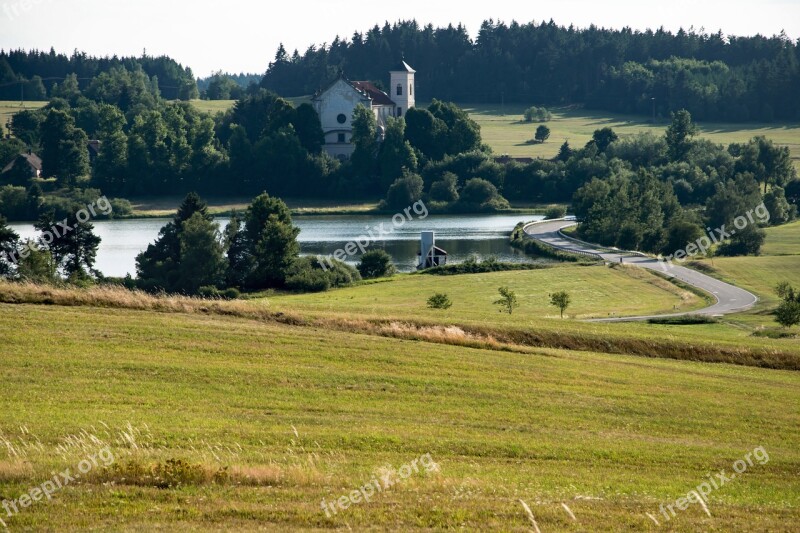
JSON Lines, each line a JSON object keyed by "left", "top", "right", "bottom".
{"left": 9, "top": 213, "right": 544, "bottom": 277}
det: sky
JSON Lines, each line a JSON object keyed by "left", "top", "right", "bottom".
{"left": 1, "top": 0, "right": 799, "bottom": 78}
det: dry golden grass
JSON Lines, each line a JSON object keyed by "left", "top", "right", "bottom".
{"left": 1, "top": 281, "right": 798, "bottom": 369}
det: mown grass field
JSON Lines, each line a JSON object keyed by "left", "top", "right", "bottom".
{"left": 267, "top": 264, "right": 705, "bottom": 323}
{"left": 461, "top": 103, "right": 800, "bottom": 170}
{"left": 0, "top": 303, "right": 798, "bottom": 531}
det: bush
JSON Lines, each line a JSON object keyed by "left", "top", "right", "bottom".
{"left": 421, "top": 256, "right": 548, "bottom": 275}
{"left": 109, "top": 198, "right": 133, "bottom": 218}
{"left": 357, "top": 249, "right": 396, "bottom": 279}
{"left": 197, "top": 286, "right": 239, "bottom": 299}
{"left": 198, "top": 285, "right": 221, "bottom": 298}
{"left": 544, "top": 206, "right": 566, "bottom": 220}
{"left": 523, "top": 106, "right": 552, "bottom": 122}
{"left": 221, "top": 287, "right": 241, "bottom": 300}
{"left": 285, "top": 256, "right": 361, "bottom": 293}
{"left": 427, "top": 293, "right": 453, "bottom": 309}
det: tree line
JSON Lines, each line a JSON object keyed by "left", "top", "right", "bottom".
{"left": 261, "top": 20, "right": 800, "bottom": 122}
{"left": 0, "top": 48, "right": 198, "bottom": 101}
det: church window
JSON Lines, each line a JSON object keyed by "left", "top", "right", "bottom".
{"left": 396, "top": 84, "right": 403, "bottom": 96}
{"left": 337, "top": 113, "right": 347, "bottom": 124}
{"left": 337, "top": 133, "right": 345, "bottom": 143}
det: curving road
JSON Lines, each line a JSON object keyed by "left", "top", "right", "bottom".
{"left": 523, "top": 219, "right": 758, "bottom": 322}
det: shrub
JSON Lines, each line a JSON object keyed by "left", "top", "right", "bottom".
{"left": 427, "top": 293, "right": 453, "bottom": 309}
{"left": 109, "top": 198, "right": 133, "bottom": 218}
{"left": 197, "top": 286, "right": 238, "bottom": 299}
{"left": 198, "top": 285, "right": 221, "bottom": 298}
{"left": 285, "top": 256, "right": 361, "bottom": 293}
{"left": 523, "top": 106, "right": 552, "bottom": 122}
{"left": 221, "top": 287, "right": 241, "bottom": 300}
{"left": 357, "top": 249, "right": 396, "bottom": 279}
{"left": 544, "top": 206, "right": 566, "bottom": 220}
{"left": 421, "top": 257, "right": 548, "bottom": 275}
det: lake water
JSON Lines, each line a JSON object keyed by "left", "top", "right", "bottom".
{"left": 9, "top": 213, "right": 543, "bottom": 277}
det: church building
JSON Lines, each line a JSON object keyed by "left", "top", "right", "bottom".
{"left": 311, "top": 61, "right": 415, "bottom": 160}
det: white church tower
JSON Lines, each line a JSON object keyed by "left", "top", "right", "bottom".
{"left": 389, "top": 60, "right": 415, "bottom": 118}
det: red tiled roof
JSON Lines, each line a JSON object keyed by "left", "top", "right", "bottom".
{"left": 351, "top": 81, "right": 395, "bottom": 107}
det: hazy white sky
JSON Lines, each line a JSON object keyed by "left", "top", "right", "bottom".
{"left": 1, "top": 0, "right": 798, "bottom": 78}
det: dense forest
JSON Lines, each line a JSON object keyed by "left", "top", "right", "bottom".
{"left": 0, "top": 48, "right": 198, "bottom": 101}
{"left": 261, "top": 20, "right": 800, "bottom": 121}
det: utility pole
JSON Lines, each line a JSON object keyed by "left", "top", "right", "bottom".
{"left": 651, "top": 97, "right": 656, "bottom": 124}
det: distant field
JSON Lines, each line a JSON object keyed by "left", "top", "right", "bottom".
{"left": 188, "top": 96, "right": 310, "bottom": 115}
{"left": 0, "top": 100, "right": 46, "bottom": 136}
{"left": 461, "top": 103, "right": 800, "bottom": 170}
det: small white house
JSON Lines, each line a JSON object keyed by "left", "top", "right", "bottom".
{"left": 311, "top": 61, "right": 416, "bottom": 160}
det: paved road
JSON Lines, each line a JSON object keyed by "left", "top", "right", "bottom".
{"left": 524, "top": 220, "right": 758, "bottom": 321}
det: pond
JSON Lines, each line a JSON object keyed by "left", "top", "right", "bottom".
{"left": 9, "top": 213, "right": 544, "bottom": 277}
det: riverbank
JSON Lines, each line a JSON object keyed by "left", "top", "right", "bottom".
{"left": 125, "top": 196, "right": 564, "bottom": 219}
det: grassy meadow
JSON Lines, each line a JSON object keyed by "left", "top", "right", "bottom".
{"left": 461, "top": 103, "right": 800, "bottom": 171}
{"left": 266, "top": 264, "right": 705, "bottom": 323}
{"left": 0, "top": 302, "right": 798, "bottom": 531}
